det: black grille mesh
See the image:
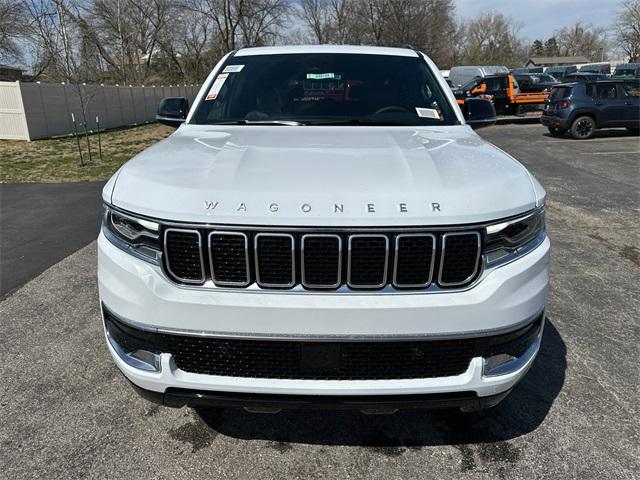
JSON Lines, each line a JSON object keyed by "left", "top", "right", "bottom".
{"left": 104, "top": 308, "right": 543, "bottom": 381}
{"left": 302, "top": 236, "right": 341, "bottom": 287}
{"left": 349, "top": 236, "right": 387, "bottom": 287}
{"left": 256, "top": 235, "right": 294, "bottom": 286}
{"left": 394, "top": 235, "right": 435, "bottom": 286}
{"left": 210, "top": 233, "right": 248, "bottom": 285}
{"left": 440, "top": 234, "right": 480, "bottom": 285}
{"left": 163, "top": 316, "right": 542, "bottom": 380}
{"left": 165, "top": 231, "right": 203, "bottom": 282}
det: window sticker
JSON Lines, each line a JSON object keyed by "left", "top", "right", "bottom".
{"left": 223, "top": 65, "right": 244, "bottom": 73}
{"left": 205, "top": 73, "right": 228, "bottom": 100}
{"left": 306, "top": 73, "right": 341, "bottom": 80}
{"left": 415, "top": 107, "right": 441, "bottom": 120}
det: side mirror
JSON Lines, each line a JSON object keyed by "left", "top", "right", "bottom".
{"left": 156, "top": 97, "right": 189, "bottom": 128}
{"left": 463, "top": 97, "right": 496, "bottom": 129}
{"left": 471, "top": 83, "right": 487, "bottom": 95}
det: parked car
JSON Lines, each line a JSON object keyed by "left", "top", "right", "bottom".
{"left": 578, "top": 63, "right": 611, "bottom": 75}
{"left": 544, "top": 65, "right": 578, "bottom": 79}
{"left": 541, "top": 80, "right": 640, "bottom": 139}
{"left": 511, "top": 67, "right": 544, "bottom": 74}
{"left": 514, "top": 73, "right": 560, "bottom": 93}
{"left": 613, "top": 63, "right": 640, "bottom": 79}
{"left": 455, "top": 73, "right": 549, "bottom": 115}
{"left": 100, "top": 45, "right": 550, "bottom": 414}
{"left": 562, "top": 72, "right": 609, "bottom": 82}
{"left": 448, "top": 65, "right": 509, "bottom": 88}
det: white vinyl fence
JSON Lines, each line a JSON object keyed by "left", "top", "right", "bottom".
{"left": 0, "top": 81, "right": 200, "bottom": 141}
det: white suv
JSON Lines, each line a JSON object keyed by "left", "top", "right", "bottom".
{"left": 99, "top": 45, "right": 549, "bottom": 413}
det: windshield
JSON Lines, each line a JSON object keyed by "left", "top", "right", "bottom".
{"left": 536, "top": 74, "right": 557, "bottom": 83}
{"left": 190, "top": 53, "right": 457, "bottom": 126}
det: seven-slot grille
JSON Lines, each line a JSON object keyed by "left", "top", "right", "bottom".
{"left": 163, "top": 228, "right": 481, "bottom": 291}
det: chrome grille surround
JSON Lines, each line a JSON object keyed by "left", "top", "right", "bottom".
{"left": 208, "top": 231, "right": 250, "bottom": 287}
{"left": 163, "top": 228, "right": 205, "bottom": 284}
{"left": 392, "top": 233, "right": 437, "bottom": 288}
{"left": 163, "top": 227, "right": 484, "bottom": 292}
{"left": 438, "top": 231, "right": 482, "bottom": 287}
{"left": 347, "top": 234, "right": 389, "bottom": 289}
{"left": 301, "top": 234, "right": 342, "bottom": 289}
{"left": 254, "top": 233, "right": 296, "bottom": 288}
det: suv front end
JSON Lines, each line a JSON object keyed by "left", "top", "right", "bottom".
{"left": 98, "top": 46, "right": 550, "bottom": 413}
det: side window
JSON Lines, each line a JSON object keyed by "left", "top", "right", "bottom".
{"left": 484, "top": 77, "right": 500, "bottom": 92}
{"left": 620, "top": 83, "right": 640, "bottom": 97}
{"left": 585, "top": 84, "right": 595, "bottom": 98}
{"left": 596, "top": 83, "right": 619, "bottom": 100}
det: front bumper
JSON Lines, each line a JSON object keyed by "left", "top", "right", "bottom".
{"left": 98, "top": 229, "right": 550, "bottom": 404}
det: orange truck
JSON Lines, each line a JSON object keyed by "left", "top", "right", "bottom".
{"left": 454, "top": 73, "right": 549, "bottom": 116}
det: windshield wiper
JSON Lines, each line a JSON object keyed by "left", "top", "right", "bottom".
{"left": 305, "top": 118, "right": 411, "bottom": 126}
{"left": 209, "top": 119, "right": 305, "bottom": 126}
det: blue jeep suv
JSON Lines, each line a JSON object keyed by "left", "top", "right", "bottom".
{"left": 541, "top": 80, "right": 640, "bottom": 139}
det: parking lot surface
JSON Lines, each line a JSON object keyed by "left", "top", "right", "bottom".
{"left": 0, "top": 182, "right": 104, "bottom": 298}
{"left": 1, "top": 124, "right": 638, "bottom": 479}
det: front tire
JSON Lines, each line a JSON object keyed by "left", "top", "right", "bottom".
{"left": 570, "top": 116, "right": 595, "bottom": 139}
{"left": 627, "top": 127, "right": 639, "bottom": 135}
{"left": 547, "top": 126, "right": 567, "bottom": 136}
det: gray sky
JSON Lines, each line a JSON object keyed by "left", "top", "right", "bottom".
{"left": 455, "top": 0, "right": 620, "bottom": 41}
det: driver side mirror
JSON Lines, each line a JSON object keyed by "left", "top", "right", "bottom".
{"left": 156, "top": 97, "right": 189, "bottom": 128}
{"left": 463, "top": 98, "right": 496, "bottom": 129}
{"left": 471, "top": 83, "right": 487, "bottom": 95}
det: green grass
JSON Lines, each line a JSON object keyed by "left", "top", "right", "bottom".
{"left": 0, "top": 123, "right": 174, "bottom": 183}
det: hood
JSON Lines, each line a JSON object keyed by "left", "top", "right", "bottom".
{"left": 109, "top": 124, "right": 540, "bottom": 226}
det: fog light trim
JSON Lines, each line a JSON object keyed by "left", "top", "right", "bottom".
{"left": 106, "top": 330, "right": 162, "bottom": 372}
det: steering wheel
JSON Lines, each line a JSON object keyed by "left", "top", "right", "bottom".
{"left": 373, "top": 106, "right": 410, "bottom": 115}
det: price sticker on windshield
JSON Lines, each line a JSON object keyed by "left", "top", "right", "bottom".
{"left": 205, "top": 73, "right": 229, "bottom": 101}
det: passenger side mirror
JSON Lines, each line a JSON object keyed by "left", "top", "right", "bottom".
{"left": 463, "top": 98, "right": 496, "bottom": 129}
{"left": 156, "top": 97, "right": 189, "bottom": 128}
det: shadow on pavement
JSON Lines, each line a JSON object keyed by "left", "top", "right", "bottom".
{"left": 541, "top": 128, "right": 637, "bottom": 140}
{"left": 195, "top": 319, "right": 566, "bottom": 448}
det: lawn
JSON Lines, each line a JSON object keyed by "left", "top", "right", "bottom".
{"left": 0, "top": 123, "right": 174, "bottom": 183}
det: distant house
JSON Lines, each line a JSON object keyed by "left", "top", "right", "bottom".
{"left": 0, "top": 64, "right": 24, "bottom": 81}
{"left": 525, "top": 56, "right": 591, "bottom": 67}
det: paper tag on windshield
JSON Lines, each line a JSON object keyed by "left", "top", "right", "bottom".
{"left": 415, "top": 107, "right": 441, "bottom": 119}
{"left": 205, "top": 73, "right": 228, "bottom": 100}
{"left": 223, "top": 65, "right": 244, "bottom": 73}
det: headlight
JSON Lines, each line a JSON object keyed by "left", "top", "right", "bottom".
{"left": 484, "top": 207, "right": 545, "bottom": 265}
{"left": 102, "top": 205, "right": 161, "bottom": 264}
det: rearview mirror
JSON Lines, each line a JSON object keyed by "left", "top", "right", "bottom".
{"left": 463, "top": 98, "right": 496, "bottom": 129}
{"left": 156, "top": 97, "right": 189, "bottom": 128}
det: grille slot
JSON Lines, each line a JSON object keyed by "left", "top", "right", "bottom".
{"left": 209, "top": 232, "right": 249, "bottom": 286}
{"left": 439, "top": 232, "right": 481, "bottom": 286}
{"left": 301, "top": 234, "right": 342, "bottom": 288}
{"left": 348, "top": 234, "right": 389, "bottom": 288}
{"left": 393, "top": 233, "right": 436, "bottom": 287}
{"left": 255, "top": 233, "right": 295, "bottom": 287}
{"left": 164, "top": 229, "right": 204, "bottom": 284}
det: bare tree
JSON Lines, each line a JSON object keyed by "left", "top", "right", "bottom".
{"left": 185, "top": 0, "right": 289, "bottom": 53}
{"left": 24, "top": 0, "right": 101, "bottom": 162}
{"left": 457, "top": 12, "right": 526, "bottom": 67}
{"left": 615, "top": 0, "right": 640, "bottom": 62}
{"left": 555, "top": 22, "right": 608, "bottom": 61}
{"left": 0, "top": 0, "right": 26, "bottom": 62}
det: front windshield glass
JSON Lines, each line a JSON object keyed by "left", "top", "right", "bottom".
{"left": 190, "top": 53, "right": 457, "bottom": 126}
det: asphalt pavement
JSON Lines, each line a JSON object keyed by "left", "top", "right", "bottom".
{"left": 0, "top": 182, "right": 104, "bottom": 298}
{"left": 0, "top": 124, "right": 638, "bottom": 479}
